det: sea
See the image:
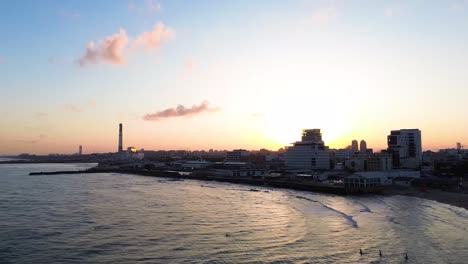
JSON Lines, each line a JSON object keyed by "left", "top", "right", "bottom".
{"left": 0, "top": 163, "right": 467, "bottom": 264}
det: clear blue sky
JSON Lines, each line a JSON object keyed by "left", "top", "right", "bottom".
{"left": 1, "top": 0, "right": 468, "bottom": 154}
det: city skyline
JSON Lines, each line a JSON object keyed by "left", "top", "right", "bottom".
{"left": 1, "top": 0, "right": 468, "bottom": 155}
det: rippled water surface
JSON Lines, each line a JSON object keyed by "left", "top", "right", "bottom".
{"left": 1, "top": 163, "right": 467, "bottom": 263}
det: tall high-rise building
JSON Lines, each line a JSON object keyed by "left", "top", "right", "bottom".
{"left": 285, "top": 129, "right": 330, "bottom": 170}
{"left": 387, "top": 129, "right": 422, "bottom": 169}
{"left": 351, "top": 140, "right": 359, "bottom": 152}
{"left": 301, "top": 129, "right": 323, "bottom": 143}
{"left": 360, "top": 140, "right": 367, "bottom": 152}
{"left": 79, "top": 145, "right": 82, "bottom": 155}
{"left": 118, "top": 123, "right": 123, "bottom": 153}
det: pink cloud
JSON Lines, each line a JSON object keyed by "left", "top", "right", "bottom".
{"left": 88, "top": 99, "right": 97, "bottom": 107}
{"left": 79, "top": 29, "right": 129, "bottom": 66}
{"left": 133, "top": 23, "right": 175, "bottom": 51}
{"left": 311, "top": 7, "right": 337, "bottom": 25}
{"left": 143, "top": 101, "right": 219, "bottom": 121}
{"left": 64, "top": 104, "right": 83, "bottom": 112}
{"left": 35, "top": 112, "right": 49, "bottom": 117}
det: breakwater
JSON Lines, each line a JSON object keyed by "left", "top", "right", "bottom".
{"left": 29, "top": 168, "right": 380, "bottom": 195}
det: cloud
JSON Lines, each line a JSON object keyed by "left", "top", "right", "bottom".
{"left": 311, "top": 7, "right": 337, "bottom": 24}
{"left": 128, "top": 1, "right": 161, "bottom": 13}
{"left": 384, "top": 7, "right": 394, "bottom": 17}
{"left": 58, "top": 9, "right": 80, "bottom": 19}
{"left": 133, "top": 23, "right": 175, "bottom": 51}
{"left": 15, "top": 139, "right": 38, "bottom": 144}
{"left": 16, "top": 134, "right": 47, "bottom": 144}
{"left": 450, "top": 0, "right": 466, "bottom": 11}
{"left": 35, "top": 112, "right": 48, "bottom": 117}
{"left": 78, "top": 29, "right": 129, "bottom": 66}
{"left": 78, "top": 23, "right": 173, "bottom": 67}
{"left": 147, "top": 0, "right": 161, "bottom": 13}
{"left": 64, "top": 104, "right": 83, "bottom": 112}
{"left": 143, "top": 101, "right": 219, "bottom": 121}
{"left": 88, "top": 99, "right": 97, "bottom": 107}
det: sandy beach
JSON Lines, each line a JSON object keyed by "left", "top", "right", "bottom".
{"left": 384, "top": 188, "right": 468, "bottom": 210}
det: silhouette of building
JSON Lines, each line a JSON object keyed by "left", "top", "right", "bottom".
{"left": 387, "top": 129, "right": 422, "bottom": 169}
{"left": 360, "top": 140, "right": 367, "bottom": 152}
{"left": 301, "top": 129, "right": 322, "bottom": 142}
{"left": 118, "top": 123, "right": 123, "bottom": 153}
{"left": 351, "top": 140, "right": 359, "bottom": 152}
{"left": 284, "top": 129, "right": 330, "bottom": 170}
{"left": 226, "top": 149, "right": 250, "bottom": 162}
{"left": 79, "top": 145, "right": 82, "bottom": 155}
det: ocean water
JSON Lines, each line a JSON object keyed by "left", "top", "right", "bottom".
{"left": 0, "top": 163, "right": 467, "bottom": 264}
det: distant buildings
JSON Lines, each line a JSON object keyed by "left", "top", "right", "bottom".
{"left": 79, "top": 145, "right": 82, "bottom": 156}
{"left": 284, "top": 129, "right": 330, "bottom": 171}
{"left": 360, "top": 140, "right": 367, "bottom": 153}
{"left": 351, "top": 140, "right": 359, "bottom": 152}
{"left": 387, "top": 129, "right": 422, "bottom": 169}
{"left": 226, "top": 149, "right": 250, "bottom": 162}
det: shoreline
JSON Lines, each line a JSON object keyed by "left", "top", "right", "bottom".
{"left": 28, "top": 167, "right": 468, "bottom": 211}
{"left": 382, "top": 188, "right": 468, "bottom": 210}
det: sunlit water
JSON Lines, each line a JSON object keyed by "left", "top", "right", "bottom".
{"left": 1, "top": 163, "right": 467, "bottom": 264}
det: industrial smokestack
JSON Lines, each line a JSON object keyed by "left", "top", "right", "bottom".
{"left": 118, "top": 123, "right": 123, "bottom": 152}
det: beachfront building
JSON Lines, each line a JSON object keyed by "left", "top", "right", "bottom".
{"left": 387, "top": 129, "right": 422, "bottom": 169}
{"left": 284, "top": 129, "right": 330, "bottom": 171}
{"left": 226, "top": 149, "right": 250, "bottom": 162}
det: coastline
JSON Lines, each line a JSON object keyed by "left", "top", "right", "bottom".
{"left": 383, "top": 188, "right": 468, "bottom": 210}
{"left": 27, "top": 166, "right": 468, "bottom": 210}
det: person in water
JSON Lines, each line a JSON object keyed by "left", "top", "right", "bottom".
{"left": 379, "top": 250, "right": 382, "bottom": 257}
{"left": 359, "top": 249, "right": 363, "bottom": 255}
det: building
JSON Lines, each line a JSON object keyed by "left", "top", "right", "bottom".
{"left": 284, "top": 129, "right": 330, "bottom": 171}
{"left": 226, "top": 149, "right": 250, "bottom": 162}
{"left": 351, "top": 140, "right": 359, "bottom": 152}
{"left": 387, "top": 129, "right": 422, "bottom": 169}
{"left": 367, "top": 152, "right": 392, "bottom": 171}
{"left": 302, "top": 129, "right": 322, "bottom": 142}
{"left": 79, "top": 145, "right": 82, "bottom": 155}
{"left": 334, "top": 148, "right": 352, "bottom": 162}
{"left": 360, "top": 140, "right": 367, "bottom": 153}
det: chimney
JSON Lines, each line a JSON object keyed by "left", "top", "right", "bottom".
{"left": 118, "top": 123, "right": 123, "bottom": 152}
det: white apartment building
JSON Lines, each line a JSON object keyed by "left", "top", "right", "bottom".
{"left": 387, "top": 129, "right": 422, "bottom": 169}
{"left": 284, "top": 129, "right": 330, "bottom": 170}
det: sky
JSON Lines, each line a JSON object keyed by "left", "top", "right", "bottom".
{"left": 1, "top": 0, "right": 468, "bottom": 155}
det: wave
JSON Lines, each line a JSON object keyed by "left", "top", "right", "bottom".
{"left": 293, "top": 195, "right": 358, "bottom": 228}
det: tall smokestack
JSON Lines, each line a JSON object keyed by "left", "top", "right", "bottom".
{"left": 118, "top": 123, "right": 123, "bottom": 153}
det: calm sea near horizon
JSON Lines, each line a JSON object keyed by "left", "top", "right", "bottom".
{"left": 1, "top": 163, "right": 467, "bottom": 264}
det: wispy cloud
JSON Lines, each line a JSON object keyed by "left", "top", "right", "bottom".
{"left": 58, "top": 9, "right": 80, "bottom": 20}
{"left": 64, "top": 104, "right": 83, "bottom": 112}
{"left": 128, "top": 1, "right": 161, "bottom": 13}
{"left": 35, "top": 112, "right": 48, "bottom": 118}
{"left": 450, "top": 0, "right": 466, "bottom": 11}
{"left": 78, "top": 29, "right": 129, "bottom": 66}
{"left": 143, "top": 101, "right": 220, "bottom": 121}
{"left": 15, "top": 139, "right": 38, "bottom": 144}
{"left": 311, "top": 7, "right": 337, "bottom": 25}
{"left": 88, "top": 99, "right": 97, "bottom": 107}
{"left": 384, "top": 7, "right": 394, "bottom": 17}
{"left": 133, "top": 23, "right": 175, "bottom": 51}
